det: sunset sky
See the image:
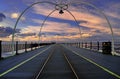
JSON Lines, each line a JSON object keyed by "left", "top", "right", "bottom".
{"left": 0, "top": 0, "right": 120, "bottom": 42}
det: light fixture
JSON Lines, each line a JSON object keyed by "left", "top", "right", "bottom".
{"left": 59, "top": 10, "right": 64, "bottom": 14}
{"left": 55, "top": 4, "right": 68, "bottom": 14}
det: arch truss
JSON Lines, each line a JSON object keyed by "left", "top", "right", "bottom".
{"left": 12, "top": 1, "right": 115, "bottom": 55}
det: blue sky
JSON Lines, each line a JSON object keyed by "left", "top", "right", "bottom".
{"left": 0, "top": 0, "right": 120, "bottom": 42}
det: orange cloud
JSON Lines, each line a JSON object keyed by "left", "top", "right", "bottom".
{"left": 2, "top": 3, "right": 119, "bottom": 42}
{"left": 33, "top": 4, "right": 112, "bottom": 35}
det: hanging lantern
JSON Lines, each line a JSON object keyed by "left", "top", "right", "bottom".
{"left": 59, "top": 10, "right": 64, "bottom": 14}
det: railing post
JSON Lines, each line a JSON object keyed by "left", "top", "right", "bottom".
{"left": 34, "top": 43, "right": 36, "bottom": 49}
{"left": 90, "top": 42, "right": 92, "bottom": 49}
{"left": 82, "top": 42, "right": 83, "bottom": 48}
{"left": 80, "top": 42, "right": 81, "bottom": 47}
{"left": 77, "top": 43, "right": 78, "bottom": 47}
{"left": 31, "top": 42, "right": 33, "bottom": 51}
{"left": 16, "top": 41, "right": 19, "bottom": 55}
{"left": 85, "top": 42, "right": 87, "bottom": 48}
{"left": 0, "top": 40, "right": 2, "bottom": 59}
{"left": 97, "top": 41, "right": 99, "bottom": 51}
{"left": 79, "top": 42, "right": 80, "bottom": 48}
{"left": 35, "top": 43, "right": 37, "bottom": 49}
{"left": 25, "top": 41, "right": 27, "bottom": 52}
{"left": 83, "top": 42, "right": 84, "bottom": 48}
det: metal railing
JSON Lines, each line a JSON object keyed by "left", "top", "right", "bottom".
{"left": 0, "top": 40, "right": 55, "bottom": 59}
{"left": 114, "top": 42, "right": 120, "bottom": 54}
{"left": 64, "top": 41, "right": 120, "bottom": 55}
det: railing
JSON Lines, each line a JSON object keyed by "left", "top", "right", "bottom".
{"left": 1, "top": 41, "right": 120, "bottom": 59}
{"left": 114, "top": 42, "right": 120, "bottom": 54}
{"left": 0, "top": 40, "right": 55, "bottom": 59}
{"left": 0, "top": 41, "right": 40, "bottom": 59}
{"left": 64, "top": 41, "right": 120, "bottom": 55}
{"left": 64, "top": 41, "right": 102, "bottom": 51}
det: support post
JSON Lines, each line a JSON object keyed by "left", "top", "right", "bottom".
{"left": 0, "top": 40, "right": 2, "bottom": 59}
{"left": 31, "top": 42, "right": 33, "bottom": 51}
{"left": 90, "top": 42, "right": 92, "bottom": 49}
{"left": 85, "top": 42, "right": 87, "bottom": 48}
{"left": 82, "top": 42, "right": 83, "bottom": 48}
{"left": 97, "top": 41, "right": 99, "bottom": 51}
{"left": 25, "top": 41, "right": 27, "bottom": 52}
{"left": 16, "top": 41, "right": 19, "bottom": 55}
{"left": 79, "top": 42, "right": 80, "bottom": 48}
{"left": 35, "top": 43, "right": 36, "bottom": 49}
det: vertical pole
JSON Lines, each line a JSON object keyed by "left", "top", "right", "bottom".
{"left": 80, "top": 42, "right": 81, "bottom": 48}
{"left": 36, "top": 43, "right": 37, "bottom": 49}
{"left": 84, "top": 42, "right": 85, "bottom": 48}
{"left": 82, "top": 42, "right": 83, "bottom": 48}
{"left": 16, "top": 41, "right": 18, "bottom": 55}
{"left": 77, "top": 42, "right": 79, "bottom": 48}
{"left": 35, "top": 43, "right": 36, "bottom": 49}
{"left": 25, "top": 41, "right": 27, "bottom": 52}
{"left": 0, "top": 40, "right": 2, "bottom": 59}
{"left": 85, "top": 42, "right": 87, "bottom": 48}
{"left": 97, "top": 41, "right": 99, "bottom": 51}
{"left": 90, "top": 41, "right": 92, "bottom": 49}
{"left": 85, "top": 42, "right": 86, "bottom": 48}
{"left": 79, "top": 42, "right": 80, "bottom": 48}
{"left": 31, "top": 42, "right": 33, "bottom": 51}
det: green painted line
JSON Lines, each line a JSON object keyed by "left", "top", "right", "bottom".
{"left": 0, "top": 46, "right": 52, "bottom": 77}
{"left": 64, "top": 46, "right": 120, "bottom": 79}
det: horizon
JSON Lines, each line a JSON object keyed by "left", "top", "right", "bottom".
{"left": 0, "top": 0, "right": 120, "bottom": 42}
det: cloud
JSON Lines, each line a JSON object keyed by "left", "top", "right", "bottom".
{"left": 19, "top": 19, "right": 92, "bottom": 42}
{"left": 7, "top": 1, "right": 119, "bottom": 42}
{"left": 10, "top": 12, "right": 26, "bottom": 21}
{"left": 0, "top": 26, "right": 20, "bottom": 37}
{"left": 104, "top": 2, "right": 120, "bottom": 20}
{"left": 33, "top": 4, "right": 107, "bottom": 28}
{"left": 32, "top": 7, "right": 112, "bottom": 40}
{"left": 0, "top": 13, "right": 6, "bottom": 22}
{"left": 106, "top": 12, "right": 120, "bottom": 20}
{"left": 17, "top": 32, "right": 36, "bottom": 37}
{"left": 102, "top": 2, "right": 120, "bottom": 39}
{"left": 11, "top": 13, "right": 19, "bottom": 19}
{"left": 1, "top": 0, "right": 119, "bottom": 41}
{"left": 20, "top": 26, "right": 40, "bottom": 34}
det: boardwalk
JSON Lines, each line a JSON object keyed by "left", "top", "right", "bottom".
{"left": 0, "top": 44, "right": 120, "bottom": 79}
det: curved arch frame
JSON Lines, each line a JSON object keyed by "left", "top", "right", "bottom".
{"left": 11, "top": 1, "right": 56, "bottom": 54}
{"left": 12, "top": 1, "right": 115, "bottom": 55}
{"left": 38, "top": 9, "right": 56, "bottom": 44}
{"left": 38, "top": 10, "right": 83, "bottom": 44}
{"left": 68, "top": 1, "right": 115, "bottom": 55}
{"left": 65, "top": 10, "right": 82, "bottom": 41}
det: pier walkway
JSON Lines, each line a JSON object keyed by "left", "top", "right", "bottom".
{"left": 0, "top": 44, "right": 120, "bottom": 79}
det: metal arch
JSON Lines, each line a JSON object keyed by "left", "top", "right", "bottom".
{"left": 11, "top": 1, "right": 57, "bottom": 54}
{"left": 38, "top": 9, "right": 56, "bottom": 44}
{"left": 11, "top": 1, "right": 115, "bottom": 55}
{"left": 65, "top": 10, "right": 83, "bottom": 42}
{"left": 68, "top": 1, "right": 115, "bottom": 55}
{"left": 38, "top": 9, "right": 83, "bottom": 44}
{"left": 55, "top": 4, "right": 68, "bottom": 10}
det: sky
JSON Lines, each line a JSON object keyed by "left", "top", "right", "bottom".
{"left": 0, "top": 0, "right": 120, "bottom": 42}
